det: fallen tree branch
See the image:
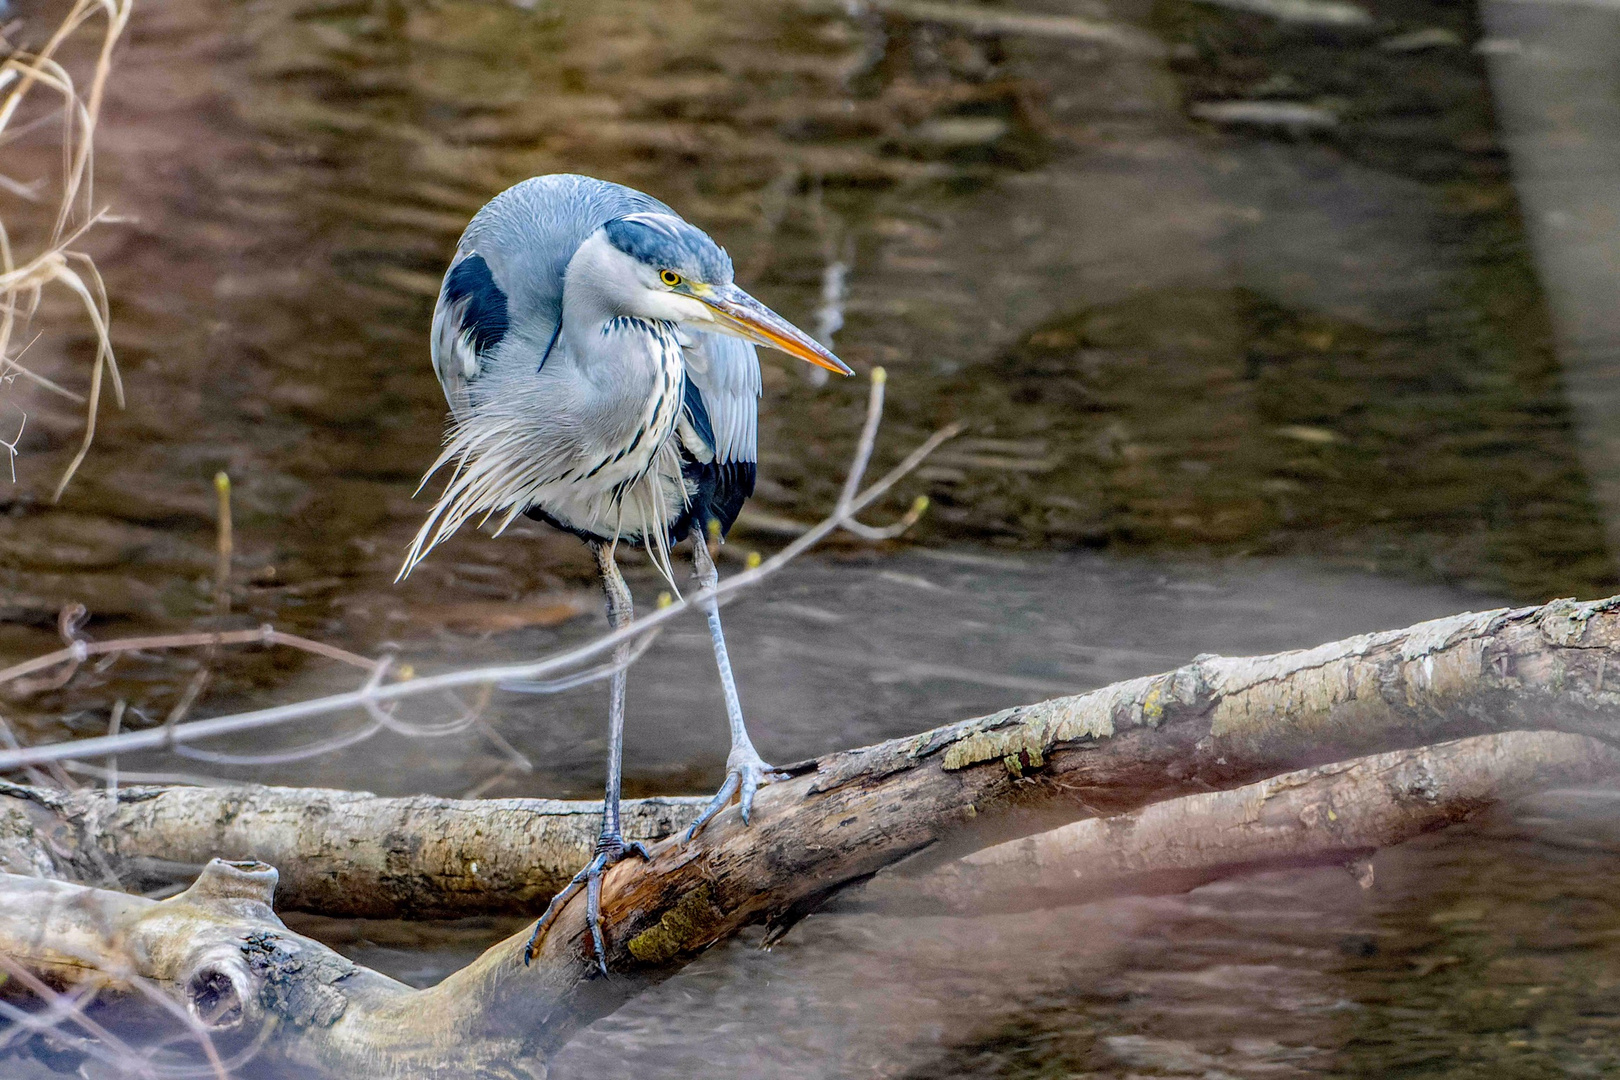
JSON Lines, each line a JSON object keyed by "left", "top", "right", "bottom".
{"left": 345, "top": 595, "right": 1620, "bottom": 1067}
{"left": 14, "top": 596, "right": 1620, "bottom": 917}
{"left": 843, "top": 729, "right": 1620, "bottom": 915}
{"left": 0, "top": 781, "right": 705, "bottom": 917}
{"left": 1, "top": 731, "right": 1614, "bottom": 1077}
{"left": 7, "top": 729, "right": 1611, "bottom": 924}
{"left": 8, "top": 595, "right": 1620, "bottom": 1076}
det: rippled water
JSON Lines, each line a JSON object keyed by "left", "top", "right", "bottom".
{"left": 4, "top": 0, "right": 1620, "bottom": 1073}
{"left": 129, "top": 547, "right": 1496, "bottom": 800}
{"left": 2, "top": 0, "right": 1609, "bottom": 684}
{"left": 3, "top": 0, "right": 1610, "bottom": 778}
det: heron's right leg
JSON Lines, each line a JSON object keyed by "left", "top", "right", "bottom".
{"left": 684, "top": 531, "right": 787, "bottom": 842}
{"left": 523, "top": 541, "right": 650, "bottom": 973}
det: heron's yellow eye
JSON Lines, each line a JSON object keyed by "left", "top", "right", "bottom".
{"left": 660, "top": 269, "right": 683, "bottom": 288}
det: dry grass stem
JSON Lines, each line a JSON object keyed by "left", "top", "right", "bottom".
{"left": 0, "top": 0, "right": 133, "bottom": 499}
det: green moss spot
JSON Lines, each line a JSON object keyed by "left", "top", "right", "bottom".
{"left": 1141, "top": 683, "right": 1165, "bottom": 724}
{"left": 626, "top": 884, "right": 725, "bottom": 965}
{"left": 1003, "top": 746, "right": 1045, "bottom": 777}
{"left": 942, "top": 695, "right": 1114, "bottom": 771}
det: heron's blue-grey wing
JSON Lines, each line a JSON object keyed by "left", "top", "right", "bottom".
{"left": 677, "top": 330, "right": 761, "bottom": 538}
{"left": 456, "top": 176, "right": 673, "bottom": 383}
{"left": 432, "top": 176, "right": 670, "bottom": 417}
{"left": 681, "top": 330, "right": 761, "bottom": 464}
{"left": 431, "top": 251, "right": 510, "bottom": 418}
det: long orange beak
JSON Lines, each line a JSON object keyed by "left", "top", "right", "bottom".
{"left": 699, "top": 285, "right": 853, "bottom": 375}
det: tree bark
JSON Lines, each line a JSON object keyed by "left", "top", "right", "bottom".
{"left": 3, "top": 731, "right": 1612, "bottom": 1079}
{"left": 5, "top": 595, "right": 1620, "bottom": 1077}
{"left": 843, "top": 729, "right": 1620, "bottom": 915}
{"left": 0, "top": 781, "right": 705, "bottom": 917}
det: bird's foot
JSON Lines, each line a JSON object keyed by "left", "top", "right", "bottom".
{"left": 685, "top": 746, "right": 788, "bottom": 842}
{"left": 522, "top": 831, "right": 652, "bottom": 973}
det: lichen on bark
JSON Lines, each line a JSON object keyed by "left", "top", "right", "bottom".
{"left": 626, "top": 884, "right": 726, "bottom": 965}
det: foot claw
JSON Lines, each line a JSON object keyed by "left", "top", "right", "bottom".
{"left": 586, "top": 872, "right": 607, "bottom": 975}
{"left": 523, "top": 833, "right": 649, "bottom": 972}
{"left": 685, "top": 750, "right": 783, "bottom": 841}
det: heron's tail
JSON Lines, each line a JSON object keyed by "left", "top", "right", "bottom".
{"left": 400, "top": 416, "right": 691, "bottom": 588}
{"left": 628, "top": 440, "right": 683, "bottom": 597}
{"left": 399, "top": 415, "right": 554, "bottom": 581}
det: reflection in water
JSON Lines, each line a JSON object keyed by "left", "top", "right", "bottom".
{"left": 2, "top": 0, "right": 1620, "bottom": 1073}
{"left": 1485, "top": 0, "right": 1620, "bottom": 573}
{"left": 1, "top": 0, "right": 1611, "bottom": 766}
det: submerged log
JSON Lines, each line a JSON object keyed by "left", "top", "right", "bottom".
{"left": 846, "top": 730, "right": 1620, "bottom": 915}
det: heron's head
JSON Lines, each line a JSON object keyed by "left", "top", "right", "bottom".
{"left": 583, "top": 212, "right": 852, "bottom": 375}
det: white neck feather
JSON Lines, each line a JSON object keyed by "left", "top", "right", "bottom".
{"left": 562, "top": 230, "right": 712, "bottom": 336}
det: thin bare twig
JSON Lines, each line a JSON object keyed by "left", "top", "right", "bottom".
{"left": 0, "top": 394, "right": 960, "bottom": 769}
{"left": 835, "top": 366, "right": 886, "bottom": 513}
{"left": 0, "top": 625, "right": 379, "bottom": 690}
{"left": 0, "top": 953, "right": 159, "bottom": 1078}
{"left": 0, "top": 710, "right": 55, "bottom": 788}
{"left": 105, "top": 697, "right": 122, "bottom": 797}
{"left": 0, "top": 940, "right": 271, "bottom": 1079}
{"left": 213, "top": 472, "right": 232, "bottom": 615}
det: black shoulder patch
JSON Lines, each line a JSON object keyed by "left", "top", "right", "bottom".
{"left": 445, "top": 254, "right": 509, "bottom": 355}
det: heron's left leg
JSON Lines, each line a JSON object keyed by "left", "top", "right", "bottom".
{"left": 524, "top": 541, "right": 651, "bottom": 972}
{"left": 685, "top": 531, "right": 787, "bottom": 842}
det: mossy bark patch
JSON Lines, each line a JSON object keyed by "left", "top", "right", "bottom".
{"left": 626, "top": 884, "right": 726, "bottom": 966}
{"left": 942, "top": 689, "right": 1124, "bottom": 772}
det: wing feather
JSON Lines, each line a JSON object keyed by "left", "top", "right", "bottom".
{"left": 681, "top": 331, "right": 760, "bottom": 465}
{"left": 673, "top": 330, "right": 761, "bottom": 542}
{"left": 431, "top": 252, "right": 510, "bottom": 420}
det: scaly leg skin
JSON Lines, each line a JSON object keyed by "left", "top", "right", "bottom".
{"left": 523, "top": 831, "right": 650, "bottom": 972}
{"left": 685, "top": 533, "right": 788, "bottom": 843}
{"left": 523, "top": 542, "right": 651, "bottom": 974}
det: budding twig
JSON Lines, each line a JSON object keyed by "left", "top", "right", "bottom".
{"left": 0, "top": 376, "right": 958, "bottom": 770}
{"left": 213, "top": 472, "right": 232, "bottom": 615}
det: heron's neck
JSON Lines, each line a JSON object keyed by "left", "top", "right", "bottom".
{"left": 560, "top": 233, "right": 649, "bottom": 345}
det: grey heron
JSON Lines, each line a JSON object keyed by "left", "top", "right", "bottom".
{"left": 401, "top": 174, "right": 851, "bottom": 970}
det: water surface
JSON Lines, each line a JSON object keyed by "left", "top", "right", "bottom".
{"left": 2, "top": 0, "right": 1619, "bottom": 1074}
